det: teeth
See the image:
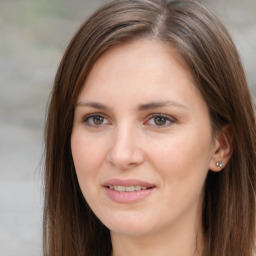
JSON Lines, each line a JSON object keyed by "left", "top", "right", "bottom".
{"left": 109, "top": 185, "right": 148, "bottom": 192}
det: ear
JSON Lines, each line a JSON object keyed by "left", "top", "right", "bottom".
{"left": 209, "top": 125, "right": 234, "bottom": 172}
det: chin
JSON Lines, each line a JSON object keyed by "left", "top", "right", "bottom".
{"left": 109, "top": 223, "right": 153, "bottom": 238}
{"left": 102, "top": 211, "right": 156, "bottom": 237}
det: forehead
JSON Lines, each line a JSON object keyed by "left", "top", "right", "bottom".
{"left": 87, "top": 39, "right": 193, "bottom": 84}
{"left": 77, "top": 40, "right": 204, "bottom": 110}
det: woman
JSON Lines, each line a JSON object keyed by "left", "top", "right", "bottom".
{"left": 43, "top": 0, "right": 256, "bottom": 255}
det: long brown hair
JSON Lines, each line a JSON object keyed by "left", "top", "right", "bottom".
{"left": 44, "top": 0, "right": 256, "bottom": 255}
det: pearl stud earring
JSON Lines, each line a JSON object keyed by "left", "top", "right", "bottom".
{"left": 216, "top": 161, "right": 224, "bottom": 168}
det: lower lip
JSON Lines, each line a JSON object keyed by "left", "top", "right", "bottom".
{"left": 104, "top": 187, "right": 155, "bottom": 203}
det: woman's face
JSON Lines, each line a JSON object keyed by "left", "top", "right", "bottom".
{"left": 71, "top": 40, "right": 219, "bottom": 238}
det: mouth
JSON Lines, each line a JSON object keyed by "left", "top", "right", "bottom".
{"left": 103, "top": 179, "right": 156, "bottom": 203}
{"left": 107, "top": 185, "right": 154, "bottom": 192}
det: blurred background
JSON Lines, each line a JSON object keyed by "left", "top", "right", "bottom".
{"left": 0, "top": 0, "right": 255, "bottom": 255}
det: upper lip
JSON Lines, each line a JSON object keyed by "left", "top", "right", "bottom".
{"left": 103, "top": 179, "right": 156, "bottom": 188}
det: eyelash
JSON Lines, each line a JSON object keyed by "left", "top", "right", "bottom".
{"left": 82, "top": 113, "right": 175, "bottom": 128}
{"left": 145, "top": 113, "right": 175, "bottom": 128}
{"left": 82, "top": 113, "right": 110, "bottom": 128}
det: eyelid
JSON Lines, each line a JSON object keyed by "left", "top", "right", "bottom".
{"left": 81, "top": 112, "right": 175, "bottom": 128}
{"left": 82, "top": 112, "right": 111, "bottom": 127}
{"left": 144, "top": 113, "right": 176, "bottom": 127}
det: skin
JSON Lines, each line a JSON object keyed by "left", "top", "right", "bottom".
{"left": 71, "top": 40, "right": 229, "bottom": 256}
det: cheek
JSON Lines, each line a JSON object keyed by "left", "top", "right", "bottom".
{"left": 71, "top": 131, "right": 107, "bottom": 183}
{"left": 147, "top": 127, "right": 213, "bottom": 190}
{"left": 71, "top": 132, "right": 109, "bottom": 213}
{"left": 148, "top": 138, "right": 210, "bottom": 218}
{"left": 149, "top": 139, "right": 211, "bottom": 172}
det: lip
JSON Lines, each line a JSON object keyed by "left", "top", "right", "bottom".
{"left": 103, "top": 179, "right": 156, "bottom": 204}
{"left": 103, "top": 179, "right": 155, "bottom": 187}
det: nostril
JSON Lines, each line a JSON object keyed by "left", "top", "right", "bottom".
{"left": 106, "top": 140, "right": 145, "bottom": 170}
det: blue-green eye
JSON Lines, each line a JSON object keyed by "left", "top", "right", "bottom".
{"left": 83, "top": 114, "right": 109, "bottom": 127}
{"left": 147, "top": 114, "right": 174, "bottom": 127}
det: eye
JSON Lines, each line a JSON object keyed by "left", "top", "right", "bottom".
{"left": 83, "top": 113, "right": 110, "bottom": 127}
{"left": 146, "top": 114, "right": 175, "bottom": 127}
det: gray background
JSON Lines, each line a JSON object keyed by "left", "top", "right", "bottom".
{"left": 0, "top": 0, "right": 255, "bottom": 255}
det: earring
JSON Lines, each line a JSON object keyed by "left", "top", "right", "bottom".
{"left": 216, "top": 161, "right": 224, "bottom": 168}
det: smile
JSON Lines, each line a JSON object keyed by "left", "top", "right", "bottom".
{"left": 108, "top": 185, "right": 148, "bottom": 192}
{"left": 103, "top": 179, "right": 156, "bottom": 203}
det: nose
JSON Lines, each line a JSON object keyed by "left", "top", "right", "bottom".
{"left": 106, "top": 126, "right": 145, "bottom": 170}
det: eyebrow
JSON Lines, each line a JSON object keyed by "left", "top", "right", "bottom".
{"left": 76, "top": 101, "right": 110, "bottom": 110}
{"left": 138, "top": 100, "right": 188, "bottom": 111}
{"left": 76, "top": 100, "right": 187, "bottom": 111}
